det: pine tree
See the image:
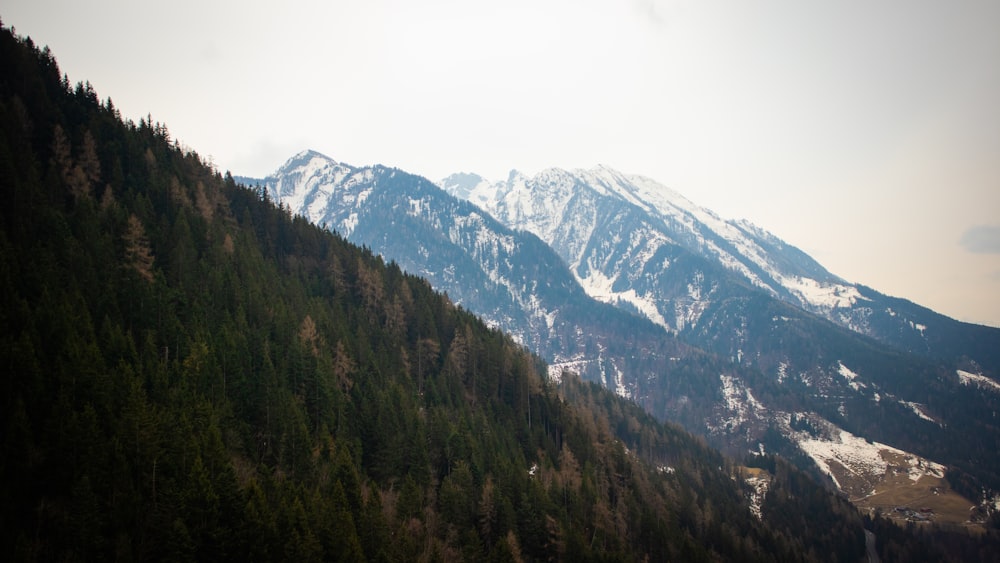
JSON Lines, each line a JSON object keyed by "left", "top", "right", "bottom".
{"left": 124, "top": 213, "right": 155, "bottom": 283}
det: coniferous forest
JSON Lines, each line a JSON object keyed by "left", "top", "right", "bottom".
{"left": 2, "top": 22, "right": 998, "bottom": 562}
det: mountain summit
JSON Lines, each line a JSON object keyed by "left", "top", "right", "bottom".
{"left": 443, "top": 166, "right": 860, "bottom": 324}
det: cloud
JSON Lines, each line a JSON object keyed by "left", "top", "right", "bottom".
{"left": 959, "top": 225, "right": 1000, "bottom": 254}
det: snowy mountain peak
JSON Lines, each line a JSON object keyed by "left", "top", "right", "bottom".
{"left": 439, "top": 164, "right": 879, "bottom": 332}
{"left": 579, "top": 164, "right": 631, "bottom": 188}
{"left": 280, "top": 149, "right": 337, "bottom": 172}
{"left": 439, "top": 172, "right": 485, "bottom": 200}
{"left": 506, "top": 169, "right": 529, "bottom": 185}
{"left": 260, "top": 150, "right": 373, "bottom": 231}
{"left": 250, "top": 150, "right": 1000, "bottom": 511}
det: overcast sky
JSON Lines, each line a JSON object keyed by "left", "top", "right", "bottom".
{"left": 6, "top": 1, "right": 1000, "bottom": 327}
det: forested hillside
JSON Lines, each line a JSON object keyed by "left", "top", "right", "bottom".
{"left": 1, "top": 22, "right": 996, "bottom": 562}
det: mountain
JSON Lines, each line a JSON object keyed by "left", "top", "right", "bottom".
{"left": 441, "top": 166, "right": 1000, "bottom": 489}
{"left": 247, "top": 150, "right": 1000, "bottom": 517}
{"left": 243, "top": 152, "right": 822, "bottom": 446}
{"left": 441, "top": 166, "right": 1000, "bottom": 371}
{"left": 7, "top": 23, "right": 959, "bottom": 561}
{"left": 239, "top": 151, "right": 715, "bottom": 403}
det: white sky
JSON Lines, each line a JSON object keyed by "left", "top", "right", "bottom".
{"left": 6, "top": 0, "right": 1000, "bottom": 327}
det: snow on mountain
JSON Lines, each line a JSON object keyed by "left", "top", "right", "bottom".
{"left": 256, "top": 150, "right": 377, "bottom": 236}
{"left": 795, "top": 419, "right": 945, "bottom": 498}
{"left": 714, "top": 374, "right": 767, "bottom": 434}
{"left": 441, "top": 167, "right": 861, "bottom": 330}
{"left": 245, "top": 150, "right": 1000, "bottom": 504}
{"left": 957, "top": 369, "right": 1000, "bottom": 393}
{"left": 707, "top": 370, "right": 948, "bottom": 500}
{"left": 440, "top": 166, "right": 1000, "bottom": 376}
{"left": 441, "top": 166, "right": 867, "bottom": 329}
{"left": 742, "top": 468, "right": 771, "bottom": 520}
{"left": 245, "top": 150, "right": 694, "bottom": 402}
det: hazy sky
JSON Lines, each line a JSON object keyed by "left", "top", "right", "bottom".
{"left": 6, "top": 1, "right": 1000, "bottom": 327}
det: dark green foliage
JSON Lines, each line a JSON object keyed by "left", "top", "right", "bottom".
{"left": 1, "top": 22, "right": 993, "bottom": 562}
{"left": 864, "top": 511, "right": 1000, "bottom": 563}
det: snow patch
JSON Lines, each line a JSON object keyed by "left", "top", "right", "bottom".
{"left": 407, "top": 197, "right": 423, "bottom": 217}
{"left": 837, "top": 361, "right": 867, "bottom": 391}
{"left": 957, "top": 369, "right": 1000, "bottom": 393}
{"left": 714, "top": 374, "right": 766, "bottom": 432}
{"left": 797, "top": 427, "right": 944, "bottom": 492}
{"left": 744, "top": 473, "right": 770, "bottom": 520}
{"left": 547, "top": 358, "right": 600, "bottom": 384}
{"left": 776, "top": 362, "right": 788, "bottom": 384}
{"left": 613, "top": 364, "right": 630, "bottom": 399}
{"left": 546, "top": 365, "right": 563, "bottom": 383}
{"left": 342, "top": 212, "right": 359, "bottom": 235}
{"left": 837, "top": 361, "right": 858, "bottom": 382}
{"left": 782, "top": 276, "right": 868, "bottom": 311}
{"left": 900, "top": 400, "right": 937, "bottom": 424}
{"left": 578, "top": 269, "right": 669, "bottom": 329}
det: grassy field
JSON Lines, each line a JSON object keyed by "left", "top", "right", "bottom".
{"left": 847, "top": 451, "right": 979, "bottom": 529}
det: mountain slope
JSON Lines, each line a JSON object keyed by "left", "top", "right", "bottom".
{"left": 442, "top": 167, "right": 1000, "bottom": 371}
{"left": 2, "top": 24, "right": 937, "bottom": 561}
{"left": 247, "top": 150, "right": 1000, "bottom": 506}
{"left": 262, "top": 151, "right": 1000, "bottom": 491}
{"left": 442, "top": 166, "right": 1000, "bottom": 493}
{"left": 240, "top": 151, "right": 714, "bottom": 404}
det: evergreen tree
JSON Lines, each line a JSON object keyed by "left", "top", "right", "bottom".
{"left": 1, "top": 22, "right": 996, "bottom": 562}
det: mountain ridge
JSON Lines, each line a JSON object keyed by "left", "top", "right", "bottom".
{"left": 7, "top": 22, "right": 1000, "bottom": 560}
{"left": 240, "top": 151, "right": 700, "bottom": 399}
{"left": 243, "top": 150, "right": 1000, "bottom": 506}
{"left": 3, "top": 27, "right": 880, "bottom": 561}
{"left": 440, "top": 164, "right": 1000, "bottom": 367}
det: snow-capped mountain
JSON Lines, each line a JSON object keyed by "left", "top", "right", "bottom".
{"left": 443, "top": 164, "right": 1000, "bottom": 498}
{"left": 240, "top": 151, "right": 699, "bottom": 399}
{"left": 242, "top": 151, "right": 1000, "bottom": 506}
{"left": 441, "top": 166, "right": 1000, "bottom": 370}
{"left": 445, "top": 166, "right": 844, "bottom": 322}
